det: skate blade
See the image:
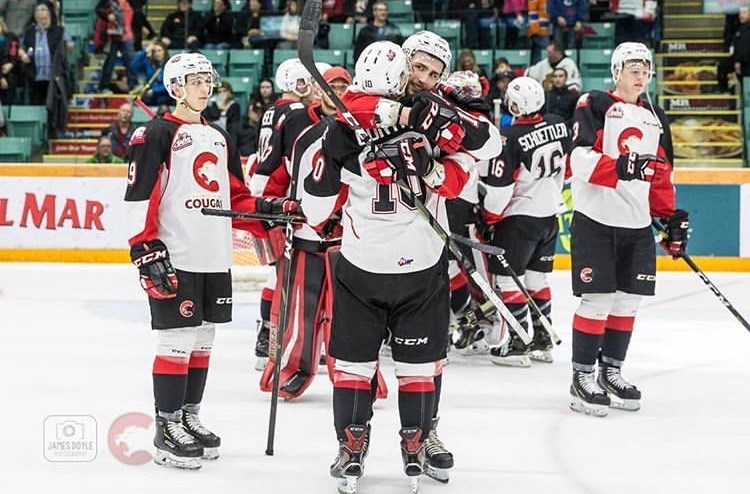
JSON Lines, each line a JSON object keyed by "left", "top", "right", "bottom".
{"left": 254, "top": 356, "right": 268, "bottom": 371}
{"left": 425, "top": 464, "right": 450, "bottom": 483}
{"left": 454, "top": 340, "right": 490, "bottom": 356}
{"left": 609, "top": 396, "right": 640, "bottom": 412}
{"left": 529, "top": 350, "right": 553, "bottom": 363}
{"left": 154, "top": 449, "right": 202, "bottom": 470}
{"left": 409, "top": 476, "right": 421, "bottom": 493}
{"left": 490, "top": 355, "right": 532, "bottom": 367}
{"left": 202, "top": 447, "right": 220, "bottom": 460}
{"left": 569, "top": 395, "right": 609, "bottom": 417}
{"left": 336, "top": 475, "right": 358, "bottom": 494}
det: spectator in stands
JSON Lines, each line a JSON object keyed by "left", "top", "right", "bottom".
{"left": 548, "top": 0, "right": 587, "bottom": 49}
{"left": 129, "top": 0, "right": 155, "bottom": 52}
{"left": 353, "top": 1, "right": 402, "bottom": 61}
{"left": 525, "top": 40, "right": 581, "bottom": 91}
{"left": 248, "top": 77, "right": 277, "bottom": 124}
{"left": 612, "top": 0, "right": 656, "bottom": 47}
{"left": 343, "top": 0, "right": 373, "bottom": 24}
{"left": 0, "top": 19, "right": 21, "bottom": 105}
{"left": 457, "top": 49, "right": 490, "bottom": 96}
{"left": 201, "top": 0, "right": 234, "bottom": 49}
{"left": 455, "top": 0, "right": 501, "bottom": 49}
{"left": 732, "top": 6, "right": 750, "bottom": 89}
{"left": 86, "top": 135, "right": 125, "bottom": 164}
{"left": 203, "top": 80, "right": 241, "bottom": 145}
{"left": 486, "top": 69, "right": 514, "bottom": 127}
{"left": 527, "top": 0, "right": 550, "bottom": 64}
{"left": 544, "top": 67, "right": 577, "bottom": 125}
{"left": 501, "top": 0, "right": 526, "bottom": 49}
{"left": 0, "top": 0, "right": 35, "bottom": 36}
{"left": 234, "top": 0, "right": 264, "bottom": 49}
{"left": 236, "top": 100, "right": 258, "bottom": 156}
{"left": 130, "top": 41, "right": 170, "bottom": 106}
{"left": 278, "top": 0, "right": 301, "bottom": 49}
{"left": 102, "top": 102, "right": 135, "bottom": 159}
{"left": 160, "top": 0, "right": 203, "bottom": 51}
{"left": 96, "top": 0, "right": 136, "bottom": 93}
{"left": 322, "top": 0, "right": 348, "bottom": 23}
{"left": 18, "top": 2, "right": 72, "bottom": 105}
{"left": 493, "top": 56, "right": 513, "bottom": 76}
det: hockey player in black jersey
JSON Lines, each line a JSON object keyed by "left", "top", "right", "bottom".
{"left": 124, "top": 53, "right": 300, "bottom": 469}
{"left": 567, "top": 42, "right": 689, "bottom": 417}
{"left": 482, "top": 76, "right": 572, "bottom": 367}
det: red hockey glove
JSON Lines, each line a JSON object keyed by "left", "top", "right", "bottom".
{"left": 363, "top": 155, "right": 395, "bottom": 185}
{"left": 615, "top": 152, "right": 664, "bottom": 182}
{"left": 659, "top": 209, "right": 689, "bottom": 259}
{"left": 130, "top": 239, "right": 178, "bottom": 299}
{"left": 408, "top": 92, "right": 466, "bottom": 155}
{"left": 256, "top": 197, "right": 302, "bottom": 215}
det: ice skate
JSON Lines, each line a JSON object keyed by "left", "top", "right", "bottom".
{"left": 254, "top": 320, "right": 270, "bottom": 371}
{"left": 529, "top": 327, "right": 554, "bottom": 363}
{"left": 598, "top": 363, "right": 641, "bottom": 411}
{"left": 569, "top": 370, "right": 611, "bottom": 417}
{"left": 281, "top": 370, "right": 309, "bottom": 396}
{"left": 182, "top": 410, "right": 221, "bottom": 459}
{"left": 330, "top": 424, "right": 370, "bottom": 494}
{"left": 153, "top": 415, "right": 203, "bottom": 469}
{"left": 399, "top": 427, "right": 425, "bottom": 493}
{"left": 490, "top": 332, "right": 531, "bottom": 367}
{"left": 424, "top": 417, "right": 453, "bottom": 483}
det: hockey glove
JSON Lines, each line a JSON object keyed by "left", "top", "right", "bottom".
{"left": 615, "top": 152, "right": 664, "bottom": 182}
{"left": 659, "top": 209, "right": 689, "bottom": 259}
{"left": 408, "top": 92, "right": 466, "bottom": 155}
{"left": 130, "top": 239, "right": 178, "bottom": 299}
{"left": 441, "top": 85, "right": 492, "bottom": 116}
{"left": 373, "top": 137, "right": 445, "bottom": 188}
{"left": 255, "top": 197, "right": 302, "bottom": 215}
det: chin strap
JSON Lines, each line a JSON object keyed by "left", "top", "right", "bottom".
{"left": 179, "top": 99, "right": 204, "bottom": 116}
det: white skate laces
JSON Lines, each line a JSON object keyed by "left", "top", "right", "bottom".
{"left": 184, "top": 412, "right": 212, "bottom": 436}
{"left": 167, "top": 420, "right": 198, "bottom": 445}
{"left": 577, "top": 371, "right": 606, "bottom": 395}
{"left": 603, "top": 366, "right": 634, "bottom": 390}
{"left": 425, "top": 429, "right": 447, "bottom": 456}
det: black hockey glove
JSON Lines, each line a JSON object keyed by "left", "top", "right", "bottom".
{"left": 255, "top": 197, "right": 302, "bottom": 215}
{"left": 407, "top": 92, "right": 466, "bottom": 155}
{"left": 659, "top": 209, "right": 689, "bottom": 259}
{"left": 130, "top": 239, "right": 178, "bottom": 299}
{"left": 615, "top": 152, "right": 664, "bottom": 182}
{"left": 372, "top": 137, "right": 445, "bottom": 188}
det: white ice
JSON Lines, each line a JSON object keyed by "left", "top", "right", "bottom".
{"left": 2, "top": 263, "right": 750, "bottom": 494}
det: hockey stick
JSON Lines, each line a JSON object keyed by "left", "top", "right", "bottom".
{"left": 653, "top": 221, "right": 750, "bottom": 333}
{"left": 450, "top": 234, "right": 562, "bottom": 345}
{"left": 201, "top": 207, "right": 306, "bottom": 223}
{"left": 297, "top": 0, "right": 531, "bottom": 345}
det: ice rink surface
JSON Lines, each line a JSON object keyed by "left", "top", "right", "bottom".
{"left": 2, "top": 263, "right": 749, "bottom": 494}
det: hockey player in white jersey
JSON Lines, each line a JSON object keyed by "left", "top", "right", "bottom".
{"left": 567, "top": 42, "right": 689, "bottom": 416}
{"left": 124, "top": 53, "right": 300, "bottom": 469}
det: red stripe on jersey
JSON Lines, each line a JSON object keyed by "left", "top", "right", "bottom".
{"left": 606, "top": 315, "right": 635, "bottom": 332}
{"left": 129, "top": 170, "right": 163, "bottom": 246}
{"left": 228, "top": 173, "right": 269, "bottom": 238}
{"left": 502, "top": 290, "right": 527, "bottom": 304}
{"left": 261, "top": 287, "right": 274, "bottom": 302}
{"left": 648, "top": 145, "right": 676, "bottom": 218}
{"left": 573, "top": 314, "right": 607, "bottom": 335}
{"left": 435, "top": 157, "right": 470, "bottom": 199}
{"left": 587, "top": 130, "right": 618, "bottom": 188}
{"left": 333, "top": 371, "right": 372, "bottom": 390}
{"left": 529, "top": 287, "right": 551, "bottom": 301}
{"left": 397, "top": 376, "right": 436, "bottom": 393}
{"left": 152, "top": 356, "right": 189, "bottom": 375}
{"left": 189, "top": 351, "right": 211, "bottom": 369}
{"left": 483, "top": 209, "right": 504, "bottom": 225}
{"left": 450, "top": 271, "right": 468, "bottom": 291}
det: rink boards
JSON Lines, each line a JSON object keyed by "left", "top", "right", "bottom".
{"left": 1, "top": 164, "right": 750, "bottom": 270}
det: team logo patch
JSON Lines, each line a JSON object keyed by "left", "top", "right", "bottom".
{"left": 179, "top": 300, "right": 194, "bottom": 318}
{"left": 193, "top": 151, "right": 221, "bottom": 192}
{"left": 617, "top": 127, "right": 644, "bottom": 155}
{"left": 580, "top": 267, "right": 593, "bottom": 283}
{"left": 129, "top": 126, "right": 146, "bottom": 145}
{"left": 386, "top": 49, "right": 396, "bottom": 61}
{"left": 398, "top": 257, "right": 414, "bottom": 266}
{"left": 606, "top": 106, "right": 624, "bottom": 119}
{"left": 575, "top": 93, "right": 589, "bottom": 109}
{"left": 172, "top": 131, "right": 194, "bottom": 151}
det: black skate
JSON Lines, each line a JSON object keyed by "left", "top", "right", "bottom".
{"left": 281, "top": 370, "right": 310, "bottom": 396}
{"left": 529, "top": 327, "right": 554, "bottom": 363}
{"left": 330, "top": 424, "right": 370, "bottom": 494}
{"left": 424, "top": 417, "right": 453, "bottom": 484}
{"left": 153, "top": 415, "right": 204, "bottom": 469}
{"left": 490, "top": 332, "right": 531, "bottom": 367}
{"left": 182, "top": 411, "right": 221, "bottom": 459}
{"left": 254, "top": 319, "right": 270, "bottom": 371}
{"left": 569, "top": 370, "right": 611, "bottom": 417}
{"left": 400, "top": 427, "right": 426, "bottom": 493}
{"left": 598, "top": 363, "right": 641, "bottom": 411}
{"left": 452, "top": 321, "right": 489, "bottom": 355}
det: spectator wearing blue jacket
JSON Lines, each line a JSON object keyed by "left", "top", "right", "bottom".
{"left": 130, "top": 41, "right": 170, "bottom": 106}
{"left": 548, "top": 0, "right": 588, "bottom": 49}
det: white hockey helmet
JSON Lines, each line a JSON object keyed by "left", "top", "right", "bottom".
{"left": 504, "top": 76, "right": 545, "bottom": 117}
{"left": 402, "top": 30, "right": 452, "bottom": 80}
{"left": 352, "top": 41, "right": 409, "bottom": 98}
{"left": 275, "top": 58, "right": 312, "bottom": 96}
{"left": 610, "top": 42, "right": 653, "bottom": 83}
{"left": 163, "top": 52, "right": 219, "bottom": 100}
{"left": 445, "top": 70, "right": 482, "bottom": 100}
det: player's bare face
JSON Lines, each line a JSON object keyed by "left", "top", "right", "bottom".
{"left": 181, "top": 73, "right": 213, "bottom": 114}
{"left": 407, "top": 52, "right": 444, "bottom": 94}
{"left": 615, "top": 61, "right": 650, "bottom": 103}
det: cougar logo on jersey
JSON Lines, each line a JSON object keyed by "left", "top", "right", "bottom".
{"left": 193, "top": 152, "right": 221, "bottom": 192}
{"left": 179, "top": 300, "right": 194, "bottom": 318}
{"left": 184, "top": 197, "right": 223, "bottom": 209}
{"left": 172, "top": 131, "right": 194, "bottom": 151}
{"left": 617, "top": 127, "right": 644, "bottom": 155}
{"left": 580, "top": 267, "right": 593, "bottom": 283}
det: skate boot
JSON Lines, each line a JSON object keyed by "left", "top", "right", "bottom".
{"left": 598, "top": 362, "right": 641, "bottom": 411}
{"left": 490, "top": 332, "right": 531, "bottom": 367}
{"left": 330, "top": 424, "right": 370, "bottom": 494}
{"left": 569, "top": 370, "right": 611, "bottom": 417}
{"left": 280, "top": 370, "right": 309, "bottom": 397}
{"left": 182, "top": 410, "right": 221, "bottom": 459}
{"left": 529, "top": 327, "right": 554, "bottom": 363}
{"left": 424, "top": 417, "right": 453, "bottom": 483}
{"left": 254, "top": 319, "right": 270, "bottom": 371}
{"left": 153, "top": 414, "right": 204, "bottom": 469}
{"left": 400, "top": 427, "right": 426, "bottom": 493}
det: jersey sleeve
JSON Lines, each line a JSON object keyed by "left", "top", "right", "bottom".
{"left": 124, "top": 123, "right": 169, "bottom": 246}
{"left": 249, "top": 106, "right": 292, "bottom": 196}
{"left": 458, "top": 108, "right": 504, "bottom": 161}
{"left": 301, "top": 127, "right": 346, "bottom": 231}
{"left": 481, "top": 133, "right": 519, "bottom": 224}
{"left": 569, "top": 92, "right": 619, "bottom": 189}
{"left": 649, "top": 107, "right": 676, "bottom": 219}
{"left": 434, "top": 152, "right": 473, "bottom": 199}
